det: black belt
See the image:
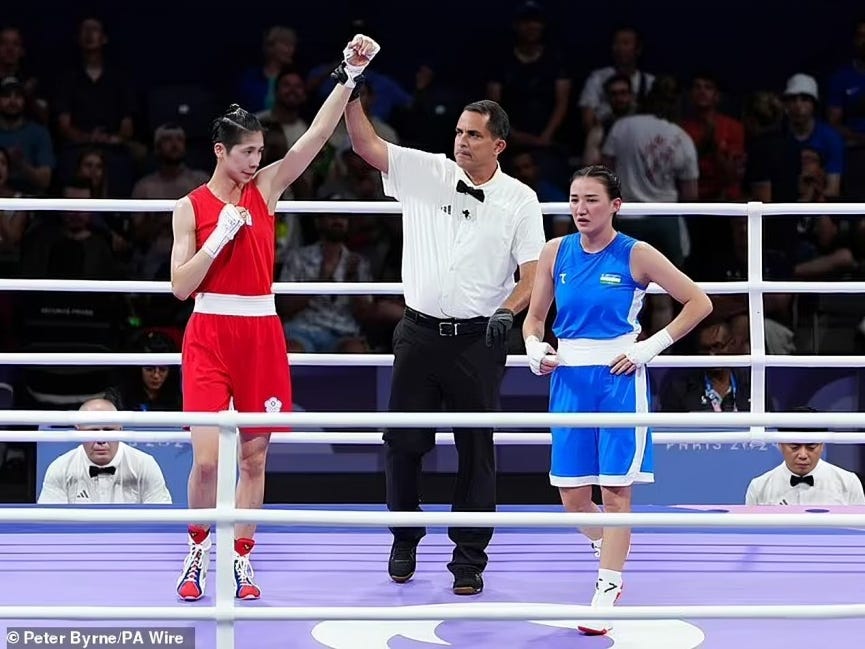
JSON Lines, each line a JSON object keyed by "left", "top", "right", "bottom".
{"left": 404, "top": 307, "right": 488, "bottom": 336}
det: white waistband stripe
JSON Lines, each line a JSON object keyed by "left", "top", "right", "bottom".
{"left": 556, "top": 334, "right": 637, "bottom": 366}
{"left": 193, "top": 293, "right": 276, "bottom": 316}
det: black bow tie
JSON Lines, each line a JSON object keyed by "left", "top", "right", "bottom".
{"left": 90, "top": 465, "right": 116, "bottom": 478}
{"left": 456, "top": 179, "right": 485, "bottom": 202}
{"left": 790, "top": 474, "right": 814, "bottom": 487}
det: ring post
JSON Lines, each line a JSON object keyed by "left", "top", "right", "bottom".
{"left": 216, "top": 415, "right": 238, "bottom": 649}
{"left": 746, "top": 201, "right": 767, "bottom": 445}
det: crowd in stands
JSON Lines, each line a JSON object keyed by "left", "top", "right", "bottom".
{"left": 0, "top": 6, "right": 864, "bottom": 428}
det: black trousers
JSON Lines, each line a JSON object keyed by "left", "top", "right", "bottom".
{"left": 383, "top": 313, "right": 506, "bottom": 575}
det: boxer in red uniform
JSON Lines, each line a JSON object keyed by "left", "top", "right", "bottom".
{"left": 170, "top": 34, "right": 380, "bottom": 602}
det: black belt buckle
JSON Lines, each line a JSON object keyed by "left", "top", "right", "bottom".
{"left": 439, "top": 321, "right": 458, "bottom": 336}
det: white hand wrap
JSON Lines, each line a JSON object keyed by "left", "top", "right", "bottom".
{"left": 342, "top": 35, "right": 380, "bottom": 88}
{"left": 525, "top": 335, "right": 557, "bottom": 376}
{"left": 624, "top": 328, "right": 674, "bottom": 367}
{"left": 202, "top": 204, "right": 246, "bottom": 259}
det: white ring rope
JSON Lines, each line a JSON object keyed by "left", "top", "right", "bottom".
{"left": 1, "top": 603, "right": 863, "bottom": 621}
{"left": 2, "top": 351, "right": 763, "bottom": 367}
{"left": 1, "top": 409, "right": 863, "bottom": 428}
{"left": 0, "top": 278, "right": 747, "bottom": 293}
{"left": 3, "top": 197, "right": 865, "bottom": 643}
{"left": 0, "top": 430, "right": 860, "bottom": 445}
{"left": 3, "top": 197, "right": 865, "bottom": 216}
{"left": 4, "top": 351, "right": 865, "bottom": 368}
{"left": 2, "top": 506, "right": 864, "bottom": 528}
{"left": 5, "top": 277, "right": 865, "bottom": 294}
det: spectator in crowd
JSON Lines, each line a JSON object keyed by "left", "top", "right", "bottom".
{"left": 278, "top": 213, "right": 376, "bottom": 353}
{"left": 129, "top": 124, "right": 210, "bottom": 280}
{"left": 782, "top": 73, "right": 845, "bottom": 198}
{"left": 826, "top": 19, "right": 865, "bottom": 148}
{"left": 486, "top": 1, "right": 572, "bottom": 179}
{"left": 582, "top": 73, "right": 635, "bottom": 166}
{"left": 0, "top": 26, "right": 49, "bottom": 123}
{"left": 255, "top": 68, "right": 310, "bottom": 150}
{"left": 104, "top": 330, "right": 182, "bottom": 411}
{"left": 659, "top": 318, "right": 751, "bottom": 412}
{"left": 602, "top": 75, "right": 698, "bottom": 334}
{"left": 238, "top": 26, "right": 303, "bottom": 113}
{"left": 0, "top": 76, "right": 53, "bottom": 195}
{"left": 579, "top": 26, "right": 654, "bottom": 133}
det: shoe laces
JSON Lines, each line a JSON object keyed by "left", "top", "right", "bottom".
{"left": 182, "top": 546, "right": 205, "bottom": 582}
{"left": 234, "top": 554, "right": 255, "bottom": 584}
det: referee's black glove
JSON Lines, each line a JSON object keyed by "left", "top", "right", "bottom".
{"left": 485, "top": 308, "right": 514, "bottom": 347}
{"left": 330, "top": 62, "right": 366, "bottom": 102}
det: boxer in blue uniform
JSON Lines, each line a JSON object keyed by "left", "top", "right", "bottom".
{"left": 522, "top": 165, "right": 712, "bottom": 635}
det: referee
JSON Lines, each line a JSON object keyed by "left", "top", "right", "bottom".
{"left": 345, "top": 96, "right": 545, "bottom": 594}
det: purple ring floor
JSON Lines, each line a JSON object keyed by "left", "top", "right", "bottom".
{"left": 1, "top": 526, "right": 863, "bottom": 648}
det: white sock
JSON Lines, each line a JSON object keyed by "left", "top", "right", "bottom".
{"left": 598, "top": 568, "right": 622, "bottom": 587}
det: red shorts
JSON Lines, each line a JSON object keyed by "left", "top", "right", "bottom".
{"left": 182, "top": 303, "right": 292, "bottom": 434}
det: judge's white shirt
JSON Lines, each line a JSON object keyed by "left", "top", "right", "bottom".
{"left": 38, "top": 442, "right": 172, "bottom": 504}
{"left": 745, "top": 459, "right": 865, "bottom": 506}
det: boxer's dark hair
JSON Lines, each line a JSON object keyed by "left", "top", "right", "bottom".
{"left": 570, "top": 165, "right": 623, "bottom": 202}
{"left": 211, "top": 104, "right": 262, "bottom": 150}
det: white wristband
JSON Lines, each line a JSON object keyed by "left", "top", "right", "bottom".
{"left": 525, "top": 335, "right": 555, "bottom": 376}
{"left": 646, "top": 327, "right": 674, "bottom": 356}
{"left": 344, "top": 66, "right": 364, "bottom": 89}
{"left": 202, "top": 204, "right": 246, "bottom": 259}
{"left": 202, "top": 221, "right": 236, "bottom": 259}
{"left": 625, "top": 327, "right": 674, "bottom": 366}
{"left": 341, "top": 47, "right": 366, "bottom": 89}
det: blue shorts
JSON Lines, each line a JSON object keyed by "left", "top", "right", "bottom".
{"left": 548, "top": 364, "right": 653, "bottom": 487}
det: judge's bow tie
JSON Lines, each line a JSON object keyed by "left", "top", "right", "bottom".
{"left": 790, "top": 474, "right": 814, "bottom": 487}
{"left": 456, "top": 179, "right": 485, "bottom": 202}
{"left": 90, "top": 465, "right": 116, "bottom": 477}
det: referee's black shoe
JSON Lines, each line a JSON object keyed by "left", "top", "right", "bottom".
{"left": 452, "top": 568, "right": 484, "bottom": 595}
{"left": 388, "top": 541, "right": 417, "bottom": 583}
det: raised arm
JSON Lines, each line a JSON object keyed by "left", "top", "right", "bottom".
{"left": 256, "top": 35, "right": 380, "bottom": 210}
{"left": 344, "top": 87, "right": 389, "bottom": 173}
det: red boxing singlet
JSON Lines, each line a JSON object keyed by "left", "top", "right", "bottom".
{"left": 181, "top": 181, "right": 292, "bottom": 432}
{"left": 188, "top": 182, "right": 275, "bottom": 296}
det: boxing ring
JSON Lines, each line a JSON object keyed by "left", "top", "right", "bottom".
{"left": 1, "top": 197, "right": 865, "bottom": 649}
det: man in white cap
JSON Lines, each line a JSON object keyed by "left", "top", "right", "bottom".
{"left": 782, "top": 72, "right": 845, "bottom": 198}
{"left": 37, "top": 398, "right": 172, "bottom": 504}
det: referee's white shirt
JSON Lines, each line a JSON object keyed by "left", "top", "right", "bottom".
{"left": 745, "top": 459, "right": 865, "bottom": 505}
{"left": 381, "top": 143, "right": 546, "bottom": 318}
{"left": 38, "top": 442, "right": 172, "bottom": 504}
